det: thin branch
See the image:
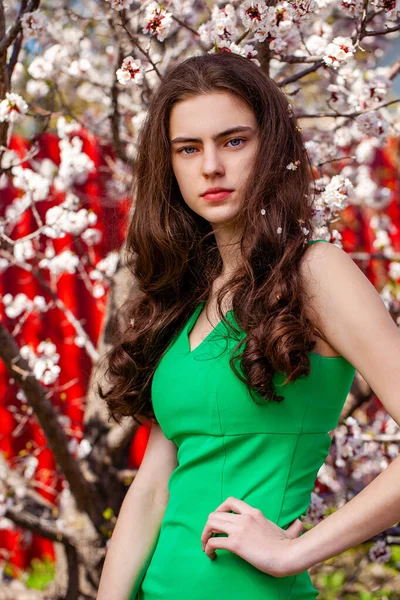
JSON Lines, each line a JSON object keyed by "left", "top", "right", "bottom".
{"left": 364, "top": 22, "right": 400, "bottom": 36}
{"left": 296, "top": 98, "right": 400, "bottom": 119}
{"left": 7, "top": 30, "right": 22, "bottom": 80}
{"left": 119, "top": 18, "right": 163, "bottom": 80}
{"left": 277, "top": 59, "right": 325, "bottom": 87}
{"left": 171, "top": 14, "right": 200, "bottom": 37}
{"left": 276, "top": 54, "right": 324, "bottom": 64}
{"left": 388, "top": 58, "right": 400, "bottom": 80}
{"left": 0, "top": 0, "right": 40, "bottom": 55}
{"left": 5, "top": 505, "right": 74, "bottom": 544}
{"left": 109, "top": 40, "right": 129, "bottom": 163}
{"left": 352, "top": 0, "right": 370, "bottom": 47}
{"left": 277, "top": 12, "right": 400, "bottom": 87}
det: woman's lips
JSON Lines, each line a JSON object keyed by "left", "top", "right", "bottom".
{"left": 202, "top": 190, "right": 233, "bottom": 202}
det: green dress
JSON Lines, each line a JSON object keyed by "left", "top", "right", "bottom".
{"left": 132, "top": 240, "right": 356, "bottom": 600}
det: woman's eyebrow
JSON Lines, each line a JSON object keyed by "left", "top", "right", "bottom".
{"left": 170, "top": 125, "right": 255, "bottom": 145}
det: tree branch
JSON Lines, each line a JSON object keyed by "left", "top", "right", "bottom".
{"left": 6, "top": 505, "right": 81, "bottom": 600}
{"left": 0, "top": 0, "right": 41, "bottom": 55}
{"left": 0, "top": 323, "right": 106, "bottom": 533}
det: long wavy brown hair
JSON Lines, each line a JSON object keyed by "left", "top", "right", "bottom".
{"left": 98, "top": 52, "right": 326, "bottom": 425}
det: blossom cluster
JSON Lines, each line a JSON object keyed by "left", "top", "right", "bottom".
{"left": 0, "top": 92, "right": 28, "bottom": 123}
{"left": 20, "top": 341, "right": 61, "bottom": 385}
{"left": 2, "top": 293, "right": 49, "bottom": 319}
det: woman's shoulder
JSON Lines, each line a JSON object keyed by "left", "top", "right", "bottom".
{"left": 301, "top": 238, "right": 352, "bottom": 291}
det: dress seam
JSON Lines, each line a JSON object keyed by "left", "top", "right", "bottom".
{"left": 172, "top": 431, "right": 328, "bottom": 441}
{"left": 275, "top": 400, "right": 309, "bottom": 600}
{"left": 215, "top": 392, "right": 227, "bottom": 503}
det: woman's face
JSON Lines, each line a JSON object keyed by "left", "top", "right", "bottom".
{"left": 169, "top": 92, "right": 259, "bottom": 228}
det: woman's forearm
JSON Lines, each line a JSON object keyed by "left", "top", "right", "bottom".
{"left": 96, "top": 483, "right": 168, "bottom": 600}
{"left": 287, "top": 453, "right": 400, "bottom": 575}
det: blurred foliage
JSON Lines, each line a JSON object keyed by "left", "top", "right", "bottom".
{"left": 24, "top": 555, "right": 56, "bottom": 590}
{"left": 311, "top": 545, "right": 400, "bottom": 599}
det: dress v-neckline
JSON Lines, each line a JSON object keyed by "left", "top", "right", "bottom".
{"left": 185, "top": 301, "right": 233, "bottom": 356}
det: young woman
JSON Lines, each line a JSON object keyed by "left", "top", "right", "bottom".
{"left": 96, "top": 53, "right": 400, "bottom": 600}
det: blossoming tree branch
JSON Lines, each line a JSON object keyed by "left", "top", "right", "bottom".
{"left": 0, "top": 0, "right": 399, "bottom": 598}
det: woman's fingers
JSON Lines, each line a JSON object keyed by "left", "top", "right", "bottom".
{"left": 204, "top": 532, "right": 233, "bottom": 560}
{"left": 201, "top": 512, "right": 237, "bottom": 550}
{"left": 285, "top": 518, "right": 304, "bottom": 539}
{"left": 213, "top": 496, "right": 255, "bottom": 515}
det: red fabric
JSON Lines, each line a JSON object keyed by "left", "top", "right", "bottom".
{"left": 0, "top": 130, "right": 129, "bottom": 568}
{"left": 129, "top": 423, "right": 152, "bottom": 468}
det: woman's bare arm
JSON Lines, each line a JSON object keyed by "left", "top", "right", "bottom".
{"left": 96, "top": 422, "right": 178, "bottom": 600}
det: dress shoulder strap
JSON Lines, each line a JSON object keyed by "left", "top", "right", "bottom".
{"left": 307, "top": 239, "right": 329, "bottom": 246}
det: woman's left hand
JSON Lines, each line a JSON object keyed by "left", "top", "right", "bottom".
{"left": 200, "top": 496, "right": 303, "bottom": 578}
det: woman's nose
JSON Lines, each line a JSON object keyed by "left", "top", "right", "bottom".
{"left": 202, "top": 147, "right": 225, "bottom": 177}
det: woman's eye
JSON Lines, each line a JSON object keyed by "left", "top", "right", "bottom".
{"left": 177, "top": 138, "right": 246, "bottom": 156}
{"left": 227, "top": 137, "right": 245, "bottom": 148}
{"left": 177, "top": 146, "right": 196, "bottom": 155}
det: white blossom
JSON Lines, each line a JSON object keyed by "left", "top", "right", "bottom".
{"left": 389, "top": 262, "right": 400, "bottom": 281}
{"left": 316, "top": 463, "right": 342, "bottom": 493}
{"left": 106, "top": 0, "right": 131, "bottom": 10}
{"left": 39, "top": 250, "right": 80, "bottom": 275}
{"left": 323, "top": 37, "right": 355, "bottom": 68}
{"left": 26, "top": 79, "right": 49, "bottom": 98}
{"left": 334, "top": 416, "right": 364, "bottom": 467}
{"left": 57, "top": 116, "right": 82, "bottom": 139}
{"left": 12, "top": 166, "right": 51, "bottom": 202}
{"left": 320, "top": 174, "right": 354, "bottom": 211}
{"left": 3, "top": 293, "right": 30, "bottom": 318}
{"left": 350, "top": 71, "right": 391, "bottom": 110}
{"left": 142, "top": 2, "right": 173, "bottom": 42}
{"left": 0, "top": 92, "right": 28, "bottom": 123}
{"left": 89, "top": 252, "right": 120, "bottom": 280}
{"left": 81, "top": 228, "right": 103, "bottom": 245}
{"left": 13, "top": 239, "right": 35, "bottom": 263}
{"left": 20, "top": 341, "right": 61, "bottom": 385}
{"left": 1, "top": 149, "right": 19, "bottom": 170}
{"left": 54, "top": 136, "right": 95, "bottom": 189}
{"left": 27, "top": 56, "right": 54, "bottom": 80}
{"left": 304, "top": 491, "right": 327, "bottom": 525}
{"left": 44, "top": 204, "right": 96, "bottom": 238}
{"left": 305, "top": 34, "right": 329, "bottom": 55}
{"left": 369, "top": 539, "right": 391, "bottom": 564}
{"left": 77, "top": 439, "right": 92, "bottom": 459}
{"left": 286, "top": 160, "right": 300, "bottom": 170}
{"left": 326, "top": 83, "right": 349, "bottom": 110}
{"left": 239, "top": 0, "right": 268, "bottom": 30}
{"left": 373, "top": 229, "right": 393, "bottom": 255}
{"left": 116, "top": 57, "right": 144, "bottom": 87}
{"left": 21, "top": 10, "right": 47, "bottom": 37}
{"left": 67, "top": 58, "right": 94, "bottom": 79}
{"left": 356, "top": 110, "right": 390, "bottom": 142}
{"left": 339, "top": 0, "right": 364, "bottom": 16}
{"left": 355, "top": 138, "right": 379, "bottom": 164}
{"left": 5, "top": 194, "right": 32, "bottom": 223}
{"left": 93, "top": 284, "right": 105, "bottom": 298}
